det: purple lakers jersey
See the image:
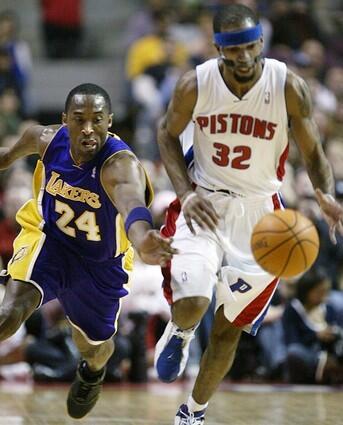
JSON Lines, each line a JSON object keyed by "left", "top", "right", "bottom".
{"left": 16, "top": 126, "right": 153, "bottom": 262}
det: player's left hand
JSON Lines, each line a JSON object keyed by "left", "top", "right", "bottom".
{"left": 137, "top": 229, "right": 179, "bottom": 267}
{"left": 315, "top": 188, "right": 343, "bottom": 244}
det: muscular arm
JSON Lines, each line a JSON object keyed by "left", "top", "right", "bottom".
{"left": 101, "top": 153, "right": 177, "bottom": 264}
{"left": 158, "top": 70, "right": 219, "bottom": 232}
{"left": 157, "top": 70, "right": 197, "bottom": 201}
{"left": 101, "top": 152, "right": 149, "bottom": 246}
{"left": 286, "top": 70, "right": 343, "bottom": 242}
{"left": 285, "top": 70, "right": 334, "bottom": 195}
{"left": 0, "top": 125, "right": 55, "bottom": 169}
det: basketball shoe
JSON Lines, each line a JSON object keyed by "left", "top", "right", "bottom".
{"left": 154, "top": 320, "right": 196, "bottom": 382}
{"left": 175, "top": 404, "right": 206, "bottom": 424}
{"left": 67, "top": 360, "right": 106, "bottom": 418}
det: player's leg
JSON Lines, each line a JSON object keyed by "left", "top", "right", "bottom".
{"left": 71, "top": 326, "right": 114, "bottom": 371}
{"left": 154, "top": 231, "right": 220, "bottom": 383}
{"left": 192, "top": 306, "right": 241, "bottom": 401}
{"left": 155, "top": 190, "right": 226, "bottom": 383}
{"left": 0, "top": 278, "right": 41, "bottom": 341}
{"left": 175, "top": 306, "right": 242, "bottom": 424}
{"left": 63, "top": 252, "right": 130, "bottom": 419}
{"left": 172, "top": 297, "right": 210, "bottom": 329}
{"left": 66, "top": 326, "right": 114, "bottom": 419}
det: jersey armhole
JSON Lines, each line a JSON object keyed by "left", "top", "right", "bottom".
{"left": 41, "top": 125, "right": 64, "bottom": 161}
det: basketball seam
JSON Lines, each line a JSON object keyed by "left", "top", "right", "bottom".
{"left": 253, "top": 211, "right": 299, "bottom": 235}
{"left": 271, "top": 210, "right": 298, "bottom": 231}
{"left": 255, "top": 223, "right": 316, "bottom": 262}
{"left": 277, "top": 239, "right": 319, "bottom": 277}
{"left": 277, "top": 241, "right": 299, "bottom": 277}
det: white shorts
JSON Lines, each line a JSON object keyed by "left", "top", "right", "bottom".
{"left": 161, "top": 187, "right": 282, "bottom": 335}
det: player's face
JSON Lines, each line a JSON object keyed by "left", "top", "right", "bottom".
{"left": 217, "top": 22, "right": 263, "bottom": 84}
{"left": 63, "top": 94, "right": 113, "bottom": 162}
{"left": 220, "top": 40, "right": 262, "bottom": 83}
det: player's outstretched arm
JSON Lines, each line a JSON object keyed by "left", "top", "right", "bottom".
{"left": 0, "top": 125, "right": 54, "bottom": 170}
{"left": 101, "top": 152, "right": 178, "bottom": 266}
{"left": 158, "top": 70, "right": 219, "bottom": 234}
{"left": 286, "top": 70, "right": 343, "bottom": 242}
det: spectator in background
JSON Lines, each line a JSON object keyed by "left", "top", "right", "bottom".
{"left": 0, "top": 10, "right": 32, "bottom": 115}
{"left": 124, "top": 0, "right": 166, "bottom": 47}
{"left": 0, "top": 88, "right": 21, "bottom": 140}
{"left": 0, "top": 47, "right": 24, "bottom": 104}
{"left": 40, "top": 0, "right": 83, "bottom": 59}
{"left": 126, "top": 10, "right": 189, "bottom": 160}
{"left": 126, "top": 10, "right": 188, "bottom": 81}
{"left": 325, "top": 67, "right": 343, "bottom": 100}
{"left": 270, "top": 1, "right": 322, "bottom": 50}
{"left": 255, "top": 283, "right": 290, "bottom": 381}
{"left": 0, "top": 184, "right": 31, "bottom": 266}
{"left": 282, "top": 268, "right": 343, "bottom": 385}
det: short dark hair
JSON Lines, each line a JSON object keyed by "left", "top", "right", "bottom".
{"left": 65, "top": 83, "right": 112, "bottom": 113}
{"left": 213, "top": 4, "right": 259, "bottom": 33}
{"left": 296, "top": 267, "right": 329, "bottom": 304}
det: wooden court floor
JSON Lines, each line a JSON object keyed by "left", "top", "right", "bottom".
{"left": 0, "top": 381, "right": 342, "bottom": 425}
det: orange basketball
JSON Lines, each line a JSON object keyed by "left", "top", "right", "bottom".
{"left": 251, "top": 209, "right": 320, "bottom": 278}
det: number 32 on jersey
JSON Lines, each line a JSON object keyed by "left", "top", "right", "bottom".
{"left": 212, "top": 143, "right": 251, "bottom": 169}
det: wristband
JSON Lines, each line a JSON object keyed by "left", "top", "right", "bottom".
{"left": 124, "top": 207, "right": 153, "bottom": 234}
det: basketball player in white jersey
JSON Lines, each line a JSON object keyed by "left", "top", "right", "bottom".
{"left": 154, "top": 4, "right": 343, "bottom": 424}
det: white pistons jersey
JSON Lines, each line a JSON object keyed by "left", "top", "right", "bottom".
{"left": 187, "top": 58, "right": 288, "bottom": 196}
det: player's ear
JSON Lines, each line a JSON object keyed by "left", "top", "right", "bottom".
{"left": 108, "top": 113, "right": 113, "bottom": 128}
{"left": 214, "top": 43, "right": 220, "bottom": 55}
{"left": 62, "top": 112, "right": 67, "bottom": 125}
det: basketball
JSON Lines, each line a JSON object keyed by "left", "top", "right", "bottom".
{"left": 251, "top": 209, "right": 320, "bottom": 278}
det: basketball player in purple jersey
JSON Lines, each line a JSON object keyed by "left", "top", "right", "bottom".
{"left": 154, "top": 5, "right": 343, "bottom": 424}
{"left": 0, "top": 83, "right": 177, "bottom": 419}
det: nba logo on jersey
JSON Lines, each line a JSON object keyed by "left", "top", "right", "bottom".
{"left": 10, "top": 246, "right": 28, "bottom": 264}
{"left": 264, "top": 91, "right": 270, "bottom": 104}
{"left": 91, "top": 167, "right": 96, "bottom": 178}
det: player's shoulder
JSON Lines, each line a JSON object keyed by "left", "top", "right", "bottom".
{"left": 285, "top": 68, "right": 310, "bottom": 99}
{"left": 36, "top": 124, "right": 64, "bottom": 157}
{"left": 102, "top": 149, "right": 138, "bottom": 172}
{"left": 172, "top": 69, "right": 198, "bottom": 111}
{"left": 176, "top": 69, "right": 197, "bottom": 95}
{"left": 23, "top": 123, "right": 61, "bottom": 141}
{"left": 285, "top": 69, "right": 312, "bottom": 117}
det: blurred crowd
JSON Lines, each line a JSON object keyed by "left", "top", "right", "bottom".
{"left": 0, "top": 0, "right": 342, "bottom": 386}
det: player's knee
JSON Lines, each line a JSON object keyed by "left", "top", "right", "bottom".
{"left": 83, "top": 338, "right": 114, "bottom": 360}
{"left": 0, "top": 306, "right": 25, "bottom": 341}
{"left": 173, "top": 296, "right": 210, "bottom": 328}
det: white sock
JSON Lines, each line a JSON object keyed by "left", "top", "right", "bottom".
{"left": 187, "top": 395, "right": 208, "bottom": 413}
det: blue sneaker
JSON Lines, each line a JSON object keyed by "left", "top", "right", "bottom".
{"left": 174, "top": 404, "right": 206, "bottom": 424}
{"left": 154, "top": 321, "right": 195, "bottom": 382}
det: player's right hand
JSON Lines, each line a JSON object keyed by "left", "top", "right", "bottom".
{"left": 315, "top": 188, "right": 343, "bottom": 244}
{"left": 180, "top": 191, "right": 219, "bottom": 234}
{"left": 137, "top": 230, "right": 179, "bottom": 267}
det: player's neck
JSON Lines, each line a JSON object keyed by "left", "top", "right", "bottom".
{"left": 69, "top": 148, "right": 86, "bottom": 167}
{"left": 220, "top": 61, "right": 264, "bottom": 99}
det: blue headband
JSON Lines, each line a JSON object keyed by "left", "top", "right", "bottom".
{"left": 214, "top": 24, "right": 262, "bottom": 46}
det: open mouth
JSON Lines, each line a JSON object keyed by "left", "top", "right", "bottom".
{"left": 236, "top": 65, "right": 253, "bottom": 73}
{"left": 81, "top": 139, "right": 97, "bottom": 150}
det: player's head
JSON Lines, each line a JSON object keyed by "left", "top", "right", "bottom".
{"left": 63, "top": 83, "right": 113, "bottom": 162}
{"left": 213, "top": 4, "right": 263, "bottom": 83}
